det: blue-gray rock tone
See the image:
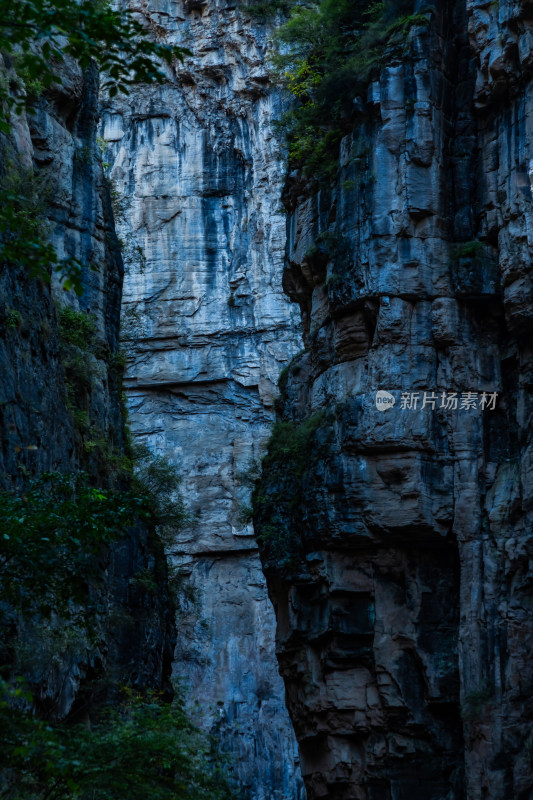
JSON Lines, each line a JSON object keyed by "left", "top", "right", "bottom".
{"left": 254, "top": 1, "right": 533, "bottom": 798}
{"left": 101, "top": 2, "right": 305, "bottom": 798}
{"left": 0, "top": 60, "right": 174, "bottom": 721}
{"left": 5, "top": 0, "right": 531, "bottom": 797}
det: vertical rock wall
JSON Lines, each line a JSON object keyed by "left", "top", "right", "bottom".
{"left": 1, "top": 61, "right": 123, "bottom": 484}
{"left": 102, "top": 2, "right": 304, "bottom": 798}
{"left": 0, "top": 59, "right": 174, "bottom": 719}
{"left": 255, "top": 1, "right": 533, "bottom": 798}
{"left": 462, "top": 1, "right": 533, "bottom": 795}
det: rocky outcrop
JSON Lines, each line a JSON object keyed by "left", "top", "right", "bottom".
{"left": 256, "top": 1, "right": 533, "bottom": 798}
{"left": 0, "top": 58, "right": 174, "bottom": 718}
{"left": 101, "top": 2, "right": 304, "bottom": 797}
{"left": 0, "top": 61, "right": 123, "bottom": 484}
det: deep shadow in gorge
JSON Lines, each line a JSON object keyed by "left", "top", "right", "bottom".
{"left": 255, "top": 0, "right": 533, "bottom": 797}
{"left": 2, "top": 0, "right": 533, "bottom": 798}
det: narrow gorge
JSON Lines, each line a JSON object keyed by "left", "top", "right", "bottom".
{"left": 101, "top": 2, "right": 303, "bottom": 796}
{"left": 1, "top": 1, "right": 533, "bottom": 799}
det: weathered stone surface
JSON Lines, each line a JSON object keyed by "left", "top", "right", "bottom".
{"left": 0, "top": 61, "right": 123, "bottom": 485}
{"left": 0, "top": 60, "right": 174, "bottom": 719}
{"left": 102, "top": 2, "right": 304, "bottom": 797}
{"left": 256, "top": 1, "right": 533, "bottom": 798}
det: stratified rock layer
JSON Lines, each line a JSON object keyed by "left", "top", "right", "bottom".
{"left": 102, "top": 2, "right": 304, "bottom": 797}
{"left": 256, "top": 1, "right": 533, "bottom": 798}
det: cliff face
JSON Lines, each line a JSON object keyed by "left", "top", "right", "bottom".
{"left": 0, "top": 58, "right": 174, "bottom": 717}
{"left": 0, "top": 61, "right": 122, "bottom": 484}
{"left": 101, "top": 2, "right": 304, "bottom": 797}
{"left": 256, "top": 1, "right": 533, "bottom": 798}
{"left": 3, "top": 0, "right": 532, "bottom": 797}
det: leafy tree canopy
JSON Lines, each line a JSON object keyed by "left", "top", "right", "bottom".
{"left": 0, "top": 0, "right": 189, "bottom": 127}
{"left": 0, "top": 471, "right": 150, "bottom": 619}
{"left": 0, "top": 469, "right": 235, "bottom": 800}
{"left": 0, "top": 0, "right": 190, "bottom": 295}
{"left": 1, "top": 681, "right": 234, "bottom": 800}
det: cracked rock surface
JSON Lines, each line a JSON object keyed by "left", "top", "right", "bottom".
{"left": 103, "top": 1, "right": 304, "bottom": 798}
{"left": 0, "top": 59, "right": 174, "bottom": 724}
{"left": 255, "top": 1, "right": 533, "bottom": 798}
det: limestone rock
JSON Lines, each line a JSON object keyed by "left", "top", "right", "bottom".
{"left": 256, "top": 2, "right": 533, "bottom": 798}
{"left": 0, "top": 60, "right": 174, "bottom": 722}
{"left": 102, "top": 2, "right": 304, "bottom": 797}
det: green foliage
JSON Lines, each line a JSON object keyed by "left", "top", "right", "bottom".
{"left": 57, "top": 306, "right": 96, "bottom": 349}
{"left": 0, "top": 158, "right": 85, "bottom": 294}
{"left": 5, "top": 305, "right": 22, "bottom": 328}
{"left": 253, "top": 412, "right": 327, "bottom": 569}
{"left": 96, "top": 136, "right": 111, "bottom": 171}
{"left": 109, "top": 349, "right": 127, "bottom": 373}
{"left": 0, "top": 463, "right": 229, "bottom": 796}
{"left": 12, "top": 53, "right": 45, "bottom": 99}
{"left": 236, "top": 504, "right": 254, "bottom": 525}
{"left": 0, "top": 680, "right": 233, "bottom": 800}
{"left": 131, "top": 567, "right": 159, "bottom": 594}
{"left": 83, "top": 433, "right": 133, "bottom": 482}
{"left": 266, "top": 414, "right": 326, "bottom": 472}
{"left": 0, "top": 0, "right": 190, "bottom": 129}
{"left": 107, "top": 177, "right": 127, "bottom": 224}
{"left": 341, "top": 178, "right": 356, "bottom": 190}
{"left": 56, "top": 305, "right": 100, "bottom": 437}
{"left": 0, "top": 472, "right": 149, "bottom": 619}
{"left": 70, "top": 406, "right": 90, "bottom": 432}
{"left": 302, "top": 229, "right": 352, "bottom": 295}
{"left": 453, "top": 239, "right": 485, "bottom": 259}
{"left": 272, "top": 0, "right": 431, "bottom": 180}
{"left": 236, "top": 458, "right": 261, "bottom": 488}
{"left": 0, "top": 0, "right": 190, "bottom": 297}
{"left": 132, "top": 444, "right": 189, "bottom": 540}
{"left": 56, "top": 307, "right": 131, "bottom": 481}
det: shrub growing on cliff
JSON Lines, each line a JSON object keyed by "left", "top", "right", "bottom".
{"left": 0, "top": 471, "right": 148, "bottom": 619}
{"left": 0, "top": 469, "right": 232, "bottom": 800}
{"left": 0, "top": 681, "right": 233, "bottom": 800}
{"left": 253, "top": 412, "right": 328, "bottom": 570}
{"left": 132, "top": 443, "right": 190, "bottom": 538}
{"left": 57, "top": 306, "right": 96, "bottom": 348}
{"left": 0, "top": 157, "right": 85, "bottom": 294}
{"left": 272, "top": 0, "right": 431, "bottom": 180}
{"left": 56, "top": 306, "right": 134, "bottom": 481}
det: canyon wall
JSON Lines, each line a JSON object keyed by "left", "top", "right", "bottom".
{"left": 255, "top": 0, "right": 533, "bottom": 798}
{"left": 0, "top": 57, "right": 174, "bottom": 718}
{"left": 101, "top": 2, "right": 304, "bottom": 797}
{"left": 2, "top": 0, "right": 532, "bottom": 797}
